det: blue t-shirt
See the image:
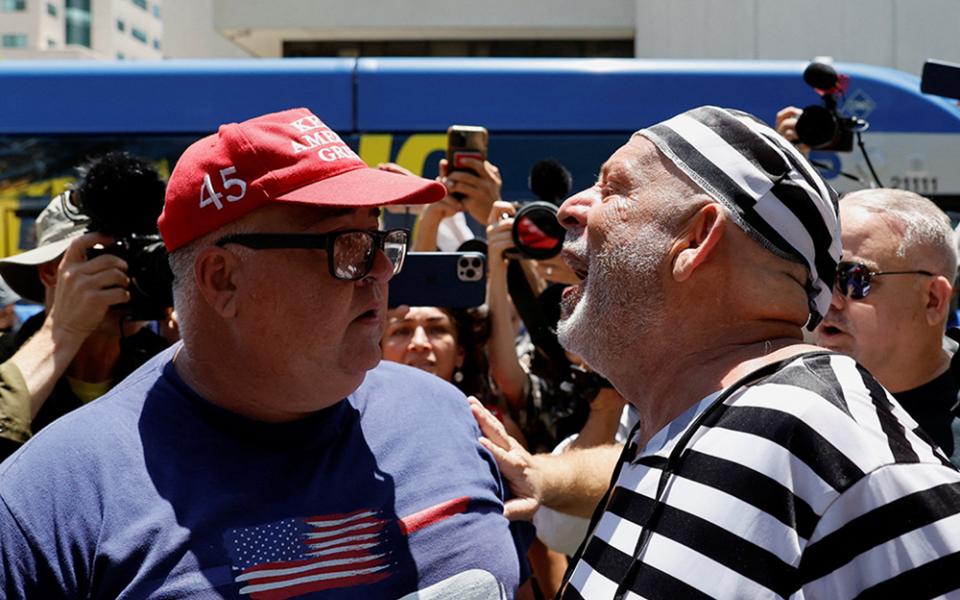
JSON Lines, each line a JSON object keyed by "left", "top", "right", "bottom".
{"left": 0, "top": 344, "right": 524, "bottom": 599}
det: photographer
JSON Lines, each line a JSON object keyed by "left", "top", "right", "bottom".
{"left": 0, "top": 153, "right": 169, "bottom": 462}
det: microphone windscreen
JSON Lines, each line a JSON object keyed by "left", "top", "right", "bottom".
{"left": 529, "top": 159, "right": 572, "bottom": 205}
{"left": 803, "top": 62, "right": 839, "bottom": 92}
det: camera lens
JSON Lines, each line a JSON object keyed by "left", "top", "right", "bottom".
{"left": 796, "top": 105, "right": 839, "bottom": 149}
{"left": 511, "top": 201, "right": 565, "bottom": 260}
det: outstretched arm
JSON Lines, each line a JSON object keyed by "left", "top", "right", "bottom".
{"left": 470, "top": 397, "right": 620, "bottom": 520}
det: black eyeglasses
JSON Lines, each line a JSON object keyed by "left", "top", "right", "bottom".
{"left": 215, "top": 229, "right": 409, "bottom": 281}
{"left": 834, "top": 261, "right": 935, "bottom": 299}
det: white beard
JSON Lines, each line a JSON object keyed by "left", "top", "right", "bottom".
{"left": 557, "top": 223, "right": 670, "bottom": 377}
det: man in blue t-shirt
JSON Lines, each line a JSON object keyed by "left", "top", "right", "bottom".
{"left": 0, "top": 108, "right": 526, "bottom": 599}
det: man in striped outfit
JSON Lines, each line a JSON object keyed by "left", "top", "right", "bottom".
{"left": 473, "top": 106, "right": 960, "bottom": 599}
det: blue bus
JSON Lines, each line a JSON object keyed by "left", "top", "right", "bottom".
{"left": 1, "top": 57, "right": 959, "bottom": 255}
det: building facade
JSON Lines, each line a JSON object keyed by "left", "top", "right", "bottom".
{"left": 0, "top": 0, "right": 163, "bottom": 60}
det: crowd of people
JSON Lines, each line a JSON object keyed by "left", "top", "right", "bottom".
{"left": 0, "top": 101, "right": 958, "bottom": 599}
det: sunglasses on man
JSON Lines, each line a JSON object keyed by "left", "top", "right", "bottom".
{"left": 834, "top": 261, "right": 935, "bottom": 300}
{"left": 215, "top": 229, "right": 409, "bottom": 281}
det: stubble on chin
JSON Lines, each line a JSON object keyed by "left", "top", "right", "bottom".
{"left": 557, "top": 225, "right": 670, "bottom": 375}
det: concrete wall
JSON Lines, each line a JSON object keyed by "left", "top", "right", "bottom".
{"left": 213, "top": 0, "right": 634, "bottom": 57}
{"left": 634, "top": 0, "right": 960, "bottom": 75}
{"left": 200, "top": 0, "right": 959, "bottom": 74}
{"left": 163, "top": 0, "right": 250, "bottom": 58}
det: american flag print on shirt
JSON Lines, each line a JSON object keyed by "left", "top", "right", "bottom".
{"left": 225, "top": 497, "right": 472, "bottom": 599}
{"left": 225, "top": 509, "right": 395, "bottom": 599}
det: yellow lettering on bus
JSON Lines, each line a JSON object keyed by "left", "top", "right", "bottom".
{"left": 0, "top": 176, "right": 74, "bottom": 257}
{"left": 395, "top": 134, "right": 446, "bottom": 176}
{"left": 358, "top": 133, "right": 446, "bottom": 176}
{"left": 358, "top": 134, "right": 394, "bottom": 170}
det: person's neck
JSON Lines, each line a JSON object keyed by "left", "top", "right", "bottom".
{"left": 878, "top": 331, "right": 951, "bottom": 394}
{"left": 173, "top": 340, "right": 353, "bottom": 423}
{"left": 66, "top": 331, "right": 123, "bottom": 383}
{"left": 610, "top": 326, "right": 810, "bottom": 449}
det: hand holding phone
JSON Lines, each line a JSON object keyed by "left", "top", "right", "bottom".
{"left": 447, "top": 125, "right": 488, "bottom": 175}
{"left": 446, "top": 125, "right": 489, "bottom": 200}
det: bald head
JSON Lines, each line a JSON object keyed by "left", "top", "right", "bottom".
{"left": 841, "top": 189, "right": 957, "bottom": 281}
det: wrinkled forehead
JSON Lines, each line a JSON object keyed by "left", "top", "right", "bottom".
{"left": 599, "top": 133, "right": 676, "bottom": 187}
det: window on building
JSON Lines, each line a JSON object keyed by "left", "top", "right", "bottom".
{"left": 117, "top": 52, "right": 125, "bottom": 60}
{"left": 131, "top": 27, "right": 147, "bottom": 43}
{"left": 64, "top": 0, "right": 91, "bottom": 48}
{"left": 46, "top": 2, "right": 56, "bottom": 16}
{"left": 116, "top": 19, "right": 125, "bottom": 32}
{"left": 152, "top": 38, "right": 160, "bottom": 51}
{"left": 1, "top": 34, "right": 27, "bottom": 48}
{"left": 283, "top": 39, "right": 634, "bottom": 59}
{"left": 151, "top": 3, "right": 160, "bottom": 18}
{"left": 1, "top": 0, "right": 27, "bottom": 12}
{"left": 47, "top": 38, "right": 56, "bottom": 48}
{"left": 131, "top": 0, "right": 146, "bottom": 9}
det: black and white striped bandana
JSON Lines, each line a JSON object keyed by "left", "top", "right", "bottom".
{"left": 639, "top": 106, "right": 841, "bottom": 330}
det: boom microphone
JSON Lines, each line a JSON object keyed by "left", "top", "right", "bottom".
{"left": 803, "top": 62, "right": 846, "bottom": 95}
{"left": 529, "top": 158, "right": 572, "bottom": 205}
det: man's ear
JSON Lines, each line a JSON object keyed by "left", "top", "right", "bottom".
{"left": 672, "top": 203, "right": 725, "bottom": 282}
{"left": 924, "top": 275, "right": 953, "bottom": 326}
{"left": 194, "top": 247, "right": 241, "bottom": 318}
{"left": 37, "top": 259, "right": 60, "bottom": 288}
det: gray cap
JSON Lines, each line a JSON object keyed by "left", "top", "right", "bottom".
{"left": 0, "top": 192, "right": 89, "bottom": 304}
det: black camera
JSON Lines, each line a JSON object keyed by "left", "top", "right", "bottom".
{"left": 85, "top": 236, "right": 173, "bottom": 320}
{"left": 795, "top": 61, "right": 868, "bottom": 152}
{"left": 70, "top": 153, "right": 173, "bottom": 321}
{"left": 505, "top": 158, "right": 572, "bottom": 260}
{"left": 921, "top": 59, "right": 960, "bottom": 100}
{"left": 509, "top": 201, "right": 566, "bottom": 260}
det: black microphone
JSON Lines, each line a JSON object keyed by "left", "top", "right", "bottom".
{"left": 803, "top": 62, "right": 840, "bottom": 93}
{"left": 529, "top": 158, "right": 572, "bottom": 206}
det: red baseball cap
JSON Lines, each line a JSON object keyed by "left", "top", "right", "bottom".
{"left": 159, "top": 107, "right": 446, "bottom": 251}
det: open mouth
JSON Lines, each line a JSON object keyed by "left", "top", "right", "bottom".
{"left": 573, "top": 267, "right": 588, "bottom": 281}
{"left": 820, "top": 325, "right": 844, "bottom": 336}
{"left": 355, "top": 307, "right": 380, "bottom": 323}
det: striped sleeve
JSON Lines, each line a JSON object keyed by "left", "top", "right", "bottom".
{"left": 799, "top": 462, "right": 960, "bottom": 598}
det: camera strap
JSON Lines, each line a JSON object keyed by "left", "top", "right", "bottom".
{"left": 506, "top": 260, "right": 569, "bottom": 374}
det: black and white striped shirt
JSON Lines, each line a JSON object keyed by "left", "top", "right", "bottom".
{"left": 562, "top": 352, "right": 960, "bottom": 599}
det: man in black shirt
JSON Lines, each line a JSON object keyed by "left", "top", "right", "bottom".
{"left": 814, "top": 188, "right": 960, "bottom": 463}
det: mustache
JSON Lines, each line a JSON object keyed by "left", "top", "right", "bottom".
{"left": 562, "top": 229, "right": 588, "bottom": 258}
